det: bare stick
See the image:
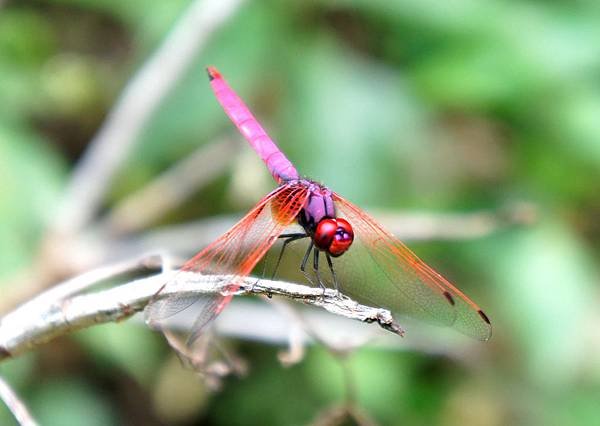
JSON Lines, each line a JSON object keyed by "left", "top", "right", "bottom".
{"left": 0, "top": 271, "right": 402, "bottom": 361}
{"left": 0, "top": 376, "right": 38, "bottom": 426}
{"left": 364, "top": 201, "right": 536, "bottom": 241}
{"left": 2, "top": 202, "right": 529, "bottom": 334}
{"left": 104, "top": 202, "right": 536, "bottom": 260}
{"left": 100, "top": 137, "right": 238, "bottom": 235}
{"left": 24, "top": 254, "right": 166, "bottom": 307}
{"left": 51, "top": 0, "right": 245, "bottom": 236}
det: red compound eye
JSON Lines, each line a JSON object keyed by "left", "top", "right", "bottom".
{"left": 314, "top": 218, "right": 354, "bottom": 257}
{"left": 328, "top": 218, "right": 354, "bottom": 257}
{"left": 314, "top": 218, "right": 337, "bottom": 251}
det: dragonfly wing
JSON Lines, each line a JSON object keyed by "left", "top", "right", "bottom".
{"left": 331, "top": 193, "right": 492, "bottom": 341}
{"left": 146, "top": 183, "right": 309, "bottom": 343}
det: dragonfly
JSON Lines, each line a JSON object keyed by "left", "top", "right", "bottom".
{"left": 146, "top": 67, "right": 491, "bottom": 344}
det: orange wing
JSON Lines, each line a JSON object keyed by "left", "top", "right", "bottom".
{"left": 146, "top": 183, "right": 309, "bottom": 344}
{"left": 331, "top": 192, "right": 491, "bottom": 340}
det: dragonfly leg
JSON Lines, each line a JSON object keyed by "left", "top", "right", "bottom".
{"left": 325, "top": 253, "right": 340, "bottom": 298}
{"left": 300, "top": 241, "right": 313, "bottom": 273}
{"left": 271, "top": 233, "right": 307, "bottom": 280}
{"left": 278, "top": 233, "right": 308, "bottom": 239}
{"left": 300, "top": 241, "right": 319, "bottom": 289}
{"left": 254, "top": 233, "right": 307, "bottom": 291}
{"left": 312, "top": 248, "right": 327, "bottom": 295}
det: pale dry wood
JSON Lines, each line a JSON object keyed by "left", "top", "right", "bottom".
{"left": 0, "top": 264, "right": 402, "bottom": 362}
{"left": 101, "top": 137, "right": 239, "bottom": 235}
{"left": 0, "top": 376, "right": 38, "bottom": 426}
{"left": 3, "top": 0, "right": 247, "bottom": 315}
{"left": 52, "top": 0, "right": 246, "bottom": 236}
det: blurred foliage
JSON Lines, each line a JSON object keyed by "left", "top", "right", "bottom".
{"left": 1, "top": 0, "right": 600, "bottom": 425}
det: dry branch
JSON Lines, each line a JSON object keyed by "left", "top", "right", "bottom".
{"left": 51, "top": 0, "right": 246, "bottom": 236}
{"left": 0, "top": 376, "right": 38, "bottom": 426}
{"left": 101, "top": 137, "right": 238, "bottom": 234}
{"left": 0, "top": 260, "right": 402, "bottom": 362}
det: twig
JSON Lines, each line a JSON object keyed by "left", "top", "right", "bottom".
{"left": 100, "top": 137, "right": 238, "bottom": 235}
{"left": 0, "top": 376, "right": 38, "bottom": 426}
{"left": 8, "top": 193, "right": 531, "bottom": 314}
{"left": 27, "top": 254, "right": 166, "bottom": 307}
{"left": 51, "top": 0, "right": 245, "bottom": 236}
{"left": 269, "top": 299, "right": 309, "bottom": 366}
{"left": 103, "top": 202, "right": 536, "bottom": 261}
{"left": 163, "top": 298, "right": 480, "bottom": 365}
{"left": 7, "top": 0, "right": 245, "bottom": 313}
{"left": 0, "top": 270, "right": 402, "bottom": 361}
{"left": 368, "top": 201, "right": 536, "bottom": 241}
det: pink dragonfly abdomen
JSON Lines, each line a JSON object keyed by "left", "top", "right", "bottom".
{"left": 207, "top": 67, "right": 299, "bottom": 184}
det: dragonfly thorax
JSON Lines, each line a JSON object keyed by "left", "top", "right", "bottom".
{"left": 296, "top": 180, "right": 354, "bottom": 257}
{"left": 298, "top": 182, "right": 335, "bottom": 230}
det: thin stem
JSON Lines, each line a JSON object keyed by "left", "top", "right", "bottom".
{"left": 99, "top": 137, "right": 238, "bottom": 235}
{"left": 0, "top": 376, "right": 38, "bottom": 426}
{"left": 51, "top": 0, "right": 246, "bottom": 236}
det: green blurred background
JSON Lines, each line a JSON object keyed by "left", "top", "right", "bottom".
{"left": 1, "top": 0, "right": 600, "bottom": 425}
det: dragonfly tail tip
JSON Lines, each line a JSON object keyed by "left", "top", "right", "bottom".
{"left": 206, "top": 66, "right": 221, "bottom": 81}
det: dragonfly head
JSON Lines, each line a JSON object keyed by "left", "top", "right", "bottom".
{"left": 313, "top": 218, "right": 354, "bottom": 257}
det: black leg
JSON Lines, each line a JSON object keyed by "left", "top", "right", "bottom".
{"left": 299, "top": 241, "right": 320, "bottom": 288}
{"left": 271, "top": 233, "right": 307, "bottom": 280}
{"left": 313, "top": 248, "right": 326, "bottom": 292}
{"left": 325, "top": 253, "right": 340, "bottom": 296}
{"left": 300, "top": 241, "right": 313, "bottom": 273}
{"left": 255, "top": 233, "right": 308, "bottom": 291}
{"left": 278, "top": 233, "right": 307, "bottom": 239}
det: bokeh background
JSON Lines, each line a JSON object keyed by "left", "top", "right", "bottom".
{"left": 1, "top": 0, "right": 600, "bottom": 425}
